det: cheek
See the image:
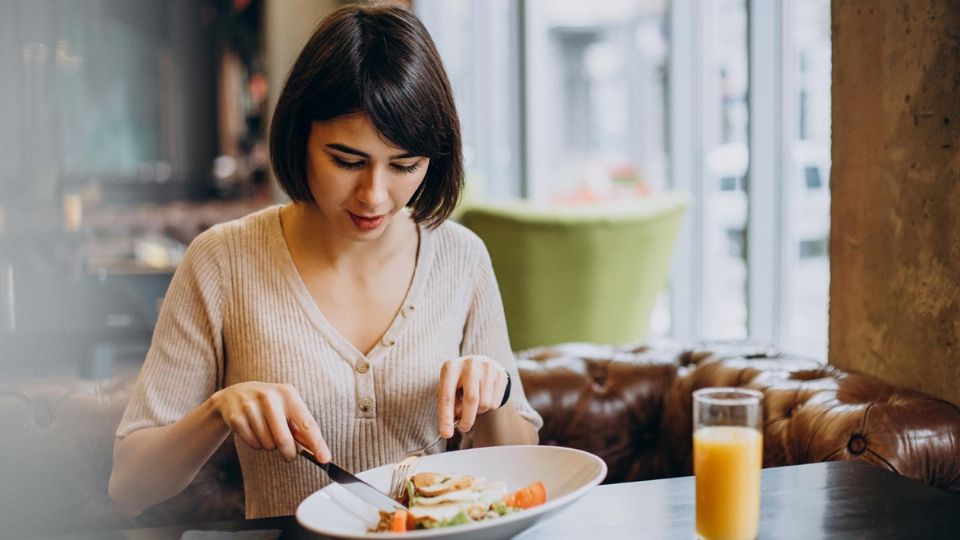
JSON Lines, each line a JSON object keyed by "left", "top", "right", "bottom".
{"left": 308, "top": 162, "right": 350, "bottom": 198}
{"left": 398, "top": 172, "right": 428, "bottom": 198}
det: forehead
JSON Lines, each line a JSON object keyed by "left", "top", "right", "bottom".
{"left": 309, "top": 113, "right": 405, "bottom": 153}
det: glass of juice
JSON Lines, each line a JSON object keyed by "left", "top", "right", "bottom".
{"left": 693, "top": 387, "right": 763, "bottom": 540}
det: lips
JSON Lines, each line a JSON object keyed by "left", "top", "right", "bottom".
{"left": 348, "top": 212, "right": 385, "bottom": 231}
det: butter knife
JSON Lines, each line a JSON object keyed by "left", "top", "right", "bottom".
{"left": 300, "top": 448, "right": 407, "bottom": 512}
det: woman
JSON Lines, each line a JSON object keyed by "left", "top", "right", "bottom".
{"left": 109, "top": 4, "right": 541, "bottom": 519}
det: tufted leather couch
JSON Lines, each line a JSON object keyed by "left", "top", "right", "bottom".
{"left": 2, "top": 342, "right": 958, "bottom": 538}
{"left": 519, "top": 342, "right": 960, "bottom": 488}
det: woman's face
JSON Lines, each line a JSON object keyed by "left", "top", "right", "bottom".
{"left": 304, "top": 113, "right": 430, "bottom": 241}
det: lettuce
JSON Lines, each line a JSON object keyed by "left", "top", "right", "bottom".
{"left": 422, "top": 511, "right": 472, "bottom": 529}
{"left": 491, "top": 501, "right": 513, "bottom": 516}
{"left": 405, "top": 480, "right": 416, "bottom": 504}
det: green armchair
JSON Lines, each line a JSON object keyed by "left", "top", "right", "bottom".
{"left": 459, "top": 194, "right": 688, "bottom": 350}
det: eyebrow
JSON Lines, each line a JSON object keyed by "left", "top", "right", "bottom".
{"left": 325, "top": 143, "right": 417, "bottom": 160}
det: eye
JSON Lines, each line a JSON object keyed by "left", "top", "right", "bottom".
{"left": 331, "top": 156, "right": 365, "bottom": 170}
{"left": 390, "top": 160, "right": 424, "bottom": 174}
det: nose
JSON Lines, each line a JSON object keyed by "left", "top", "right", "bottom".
{"left": 356, "top": 166, "right": 389, "bottom": 208}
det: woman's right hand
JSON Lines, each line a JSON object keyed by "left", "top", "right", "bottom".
{"left": 209, "top": 382, "right": 330, "bottom": 463}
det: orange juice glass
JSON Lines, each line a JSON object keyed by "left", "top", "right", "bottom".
{"left": 693, "top": 388, "right": 763, "bottom": 540}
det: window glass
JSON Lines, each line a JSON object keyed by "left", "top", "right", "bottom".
{"left": 780, "top": 0, "right": 831, "bottom": 358}
{"left": 700, "top": 0, "right": 749, "bottom": 339}
{"left": 419, "top": 0, "right": 832, "bottom": 354}
{"left": 416, "top": 0, "right": 521, "bottom": 199}
{"left": 524, "top": 0, "right": 669, "bottom": 202}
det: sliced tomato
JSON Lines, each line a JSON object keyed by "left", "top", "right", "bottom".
{"left": 503, "top": 481, "right": 547, "bottom": 509}
{"left": 391, "top": 509, "right": 409, "bottom": 532}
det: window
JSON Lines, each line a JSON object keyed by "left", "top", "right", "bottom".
{"left": 798, "top": 239, "right": 828, "bottom": 259}
{"left": 779, "top": 0, "right": 831, "bottom": 359}
{"left": 804, "top": 166, "right": 822, "bottom": 190}
{"left": 719, "top": 176, "right": 739, "bottom": 192}
{"left": 415, "top": 0, "right": 523, "bottom": 199}
{"left": 524, "top": 0, "right": 669, "bottom": 201}
{"left": 419, "top": 0, "right": 832, "bottom": 359}
{"left": 698, "top": 0, "right": 750, "bottom": 340}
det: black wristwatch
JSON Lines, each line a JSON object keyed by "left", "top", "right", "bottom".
{"left": 498, "top": 369, "right": 512, "bottom": 408}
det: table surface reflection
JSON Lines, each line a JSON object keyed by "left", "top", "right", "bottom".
{"left": 45, "top": 461, "right": 960, "bottom": 540}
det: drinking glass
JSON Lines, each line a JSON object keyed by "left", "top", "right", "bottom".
{"left": 693, "top": 387, "right": 763, "bottom": 540}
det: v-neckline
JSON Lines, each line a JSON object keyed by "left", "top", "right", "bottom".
{"left": 269, "top": 206, "right": 435, "bottom": 364}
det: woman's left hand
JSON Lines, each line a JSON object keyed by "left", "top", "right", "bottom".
{"left": 436, "top": 356, "right": 508, "bottom": 438}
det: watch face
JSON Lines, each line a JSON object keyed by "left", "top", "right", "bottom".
{"left": 499, "top": 371, "right": 512, "bottom": 408}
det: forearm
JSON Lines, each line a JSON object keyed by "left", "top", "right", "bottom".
{"left": 108, "top": 396, "right": 230, "bottom": 517}
{"left": 469, "top": 403, "right": 539, "bottom": 447}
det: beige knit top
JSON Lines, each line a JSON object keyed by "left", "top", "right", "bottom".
{"left": 116, "top": 206, "right": 543, "bottom": 518}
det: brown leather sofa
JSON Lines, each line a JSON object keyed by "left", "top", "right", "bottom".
{"left": 2, "top": 342, "right": 958, "bottom": 538}
{"left": 520, "top": 342, "right": 960, "bottom": 488}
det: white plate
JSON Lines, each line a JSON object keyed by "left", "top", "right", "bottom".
{"left": 296, "top": 445, "right": 607, "bottom": 540}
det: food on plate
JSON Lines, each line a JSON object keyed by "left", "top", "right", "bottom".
{"left": 371, "top": 472, "right": 547, "bottom": 532}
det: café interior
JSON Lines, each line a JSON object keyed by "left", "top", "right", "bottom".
{"left": 0, "top": 0, "right": 958, "bottom": 538}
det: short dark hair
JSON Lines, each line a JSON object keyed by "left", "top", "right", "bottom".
{"left": 269, "top": 4, "right": 463, "bottom": 228}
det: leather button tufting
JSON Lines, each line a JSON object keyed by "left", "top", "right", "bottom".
{"left": 848, "top": 434, "right": 867, "bottom": 455}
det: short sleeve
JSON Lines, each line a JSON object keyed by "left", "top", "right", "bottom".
{"left": 116, "top": 227, "right": 226, "bottom": 438}
{"left": 459, "top": 245, "right": 543, "bottom": 442}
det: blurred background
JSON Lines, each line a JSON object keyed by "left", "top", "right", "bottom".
{"left": 0, "top": 0, "right": 831, "bottom": 381}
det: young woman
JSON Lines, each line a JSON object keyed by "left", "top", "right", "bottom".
{"left": 109, "top": 4, "right": 541, "bottom": 519}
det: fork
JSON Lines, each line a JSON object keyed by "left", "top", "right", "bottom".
{"left": 389, "top": 419, "right": 459, "bottom": 501}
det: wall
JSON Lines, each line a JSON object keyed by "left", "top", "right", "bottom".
{"left": 830, "top": 1, "right": 960, "bottom": 404}
{"left": 263, "top": 0, "right": 340, "bottom": 200}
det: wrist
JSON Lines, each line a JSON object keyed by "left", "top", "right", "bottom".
{"left": 475, "top": 400, "right": 515, "bottom": 427}
{"left": 206, "top": 389, "right": 227, "bottom": 421}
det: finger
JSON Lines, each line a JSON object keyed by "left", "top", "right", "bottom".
{"left": 458, "top": 359, "right": 483, "bottom": 432}
{"left": 260, "top": 389, "right": 298, "bottom": 462}
{"left": 284, "top": 392, "right": 331, "bottom": 462}
{"left": 478, "top": 363, "right": 500, "bottom": 413}
{"left": 437, "top": 360, "right": 462, "bottom": 438}
{"left": 242, "top": 398, "right": 274, "bottom": 450}
{"left": 225, "top": 411, "right": 261, "bottom": 451}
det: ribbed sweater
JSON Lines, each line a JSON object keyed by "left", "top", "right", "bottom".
{"left": 116, "top": 206, "right": 543, "bottom": 518}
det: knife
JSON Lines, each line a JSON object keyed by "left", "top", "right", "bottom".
{"left": 300, "top": 448, "right": 407, "bottom": 512}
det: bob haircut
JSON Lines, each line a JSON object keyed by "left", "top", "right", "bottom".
{"left": 269, "top": 4, "right": 463, "bottom": 228}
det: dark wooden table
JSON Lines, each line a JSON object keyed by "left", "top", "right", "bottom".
{"left": 45, "top": 461, "right": 960, "bottom": 540}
